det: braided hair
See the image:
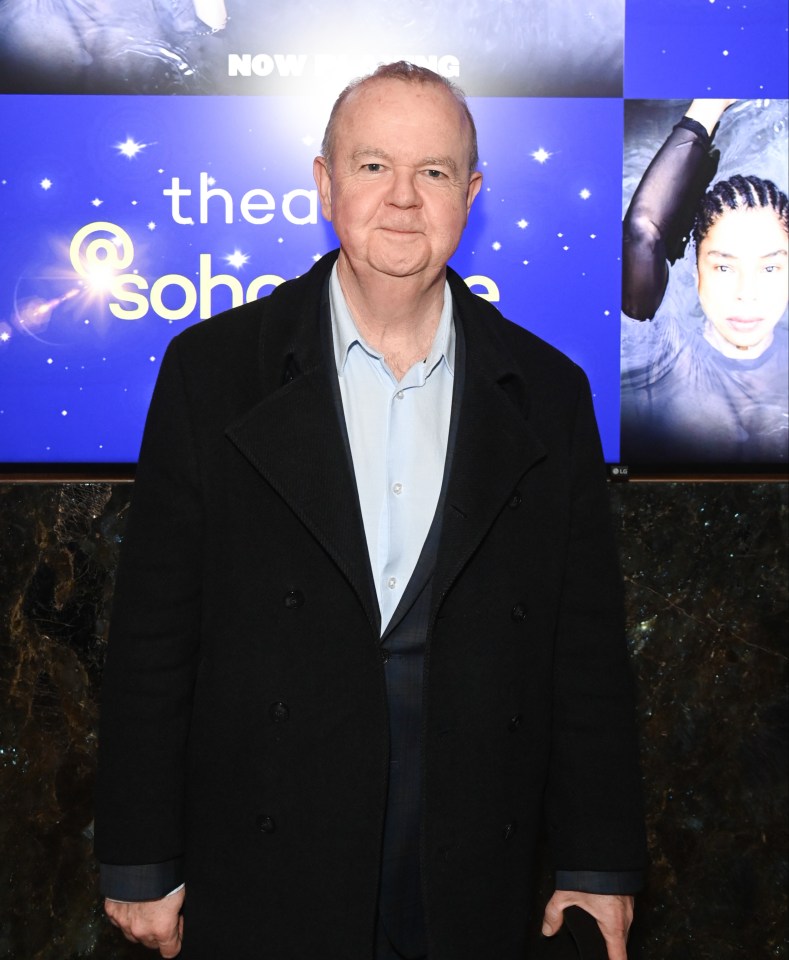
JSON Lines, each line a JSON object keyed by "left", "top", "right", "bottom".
{"left": 693, "top": 174, "right": 789, "bottom": 254}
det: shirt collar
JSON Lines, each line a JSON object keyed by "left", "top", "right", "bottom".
{"left": 329, "top": 262, "right": 455, "bottom": 379}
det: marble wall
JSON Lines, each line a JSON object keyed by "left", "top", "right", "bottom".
{"left": 0, "top": 481, "right": 786, "bottom": 959}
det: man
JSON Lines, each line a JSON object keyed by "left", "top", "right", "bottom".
{"left": 96, "top": 62, "right": 646, "bottom": 959}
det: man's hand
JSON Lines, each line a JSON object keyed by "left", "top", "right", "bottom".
{"left": 105, "top": 886, "right": 185, "bottom": 958}
{"left": 542, "top": 890, "right": 634, "bottom": 960}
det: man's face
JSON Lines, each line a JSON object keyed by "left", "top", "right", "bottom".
{"left": 314, "top": 79, "right": 482, "bottom": 282}
{"left": 697, "top": 206, "right": 788, "bottom": 352}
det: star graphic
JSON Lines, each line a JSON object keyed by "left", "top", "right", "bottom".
{"left": 225, "top": 250, "right": 250, "bottom": 269}
{"left": 116, "top": 137, "right": 150, "bottom": 159}
{"left": 531, "top": 148, "right": 552, "bottom": 164}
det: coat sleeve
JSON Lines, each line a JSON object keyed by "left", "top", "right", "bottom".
{"left": 94, "top": 334, "right": 204, "bottom": 868}
{"left": 544, "top": 373, "right": 647, "bottom": 877}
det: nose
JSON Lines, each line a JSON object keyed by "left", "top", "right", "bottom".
{"left": 386, "top": 166, "right": 420, "bottom": 208}
{"left": 736, "top": 269, "right": 760, "bottom": 302}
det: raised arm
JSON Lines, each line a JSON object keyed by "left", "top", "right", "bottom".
{"left": 622, "top": 99, "right": 736, "bottom": 320}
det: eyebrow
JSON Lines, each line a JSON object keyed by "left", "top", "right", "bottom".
{"left": 351, "top": 147, "right": 458, "bottom": 174}
{"left": 704, "top": 248, "right": 788, "bottom": 259}
{"left": 352, "top": 147, "right": 394, "bottom": 163}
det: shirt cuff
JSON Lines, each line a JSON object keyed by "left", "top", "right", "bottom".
{"left": 100, "top": 858, "right": 184, "bottom": 902}
{"left": 555, "top": 869, "right": 644, "bottom": 895}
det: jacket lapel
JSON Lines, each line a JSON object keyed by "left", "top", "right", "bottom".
{"left": 431, "top": 274, "right": 548, "bottom": 616}
{"left": 225, "top": 255, "right": 380, "bottom": 633}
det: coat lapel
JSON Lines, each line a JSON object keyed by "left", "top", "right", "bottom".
{"left": 431, "top": 275, "right": 548, "bottom": 616}
{"left": 225, "top": 256, "right": 380, "bottom": 633}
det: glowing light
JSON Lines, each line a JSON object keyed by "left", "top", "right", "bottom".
{"left": 40, "top": 179, "right": 53, "bottom": 190}
{"left": 491, "top": 241, "right": 502, "bottom": 251}
{"left": 116, "top": 137, "right": 147, "bottom": 159}
{"left": 312, "top": 253, "right": 322, "bottom": 262}
{"left": 148, "top": 222, "right": 157, "bottom": 231}
{"left": 722, "top": 49, "right": 729, "bottom": 56}
{"left": 531, "top": 148, "right": 552, "bottom": 164}
{"left": 225, "top": 250, "right": 250, "bottom": 269}
{"left": 0, "top": 331, "right": 10, "bottom": 342}
{"left": 579, "top": 189, "right": 591, "bottom": 200}
{"left": 91, "top": 198, "right": 103, "bottom": 207}
{"left": 516, "top": 219, "right": 528, "bottom": 229}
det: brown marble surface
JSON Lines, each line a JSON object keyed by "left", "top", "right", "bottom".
{"left": 0, "top": 481, "right": 786, "bottom": 959}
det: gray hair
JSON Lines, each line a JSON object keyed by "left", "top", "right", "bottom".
{"left": 321, "top": 60, "right": 479, "bottom": 174}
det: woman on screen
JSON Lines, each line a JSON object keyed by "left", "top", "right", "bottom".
{"left": 620, "top": 99, "right": 788, "bottom": 467}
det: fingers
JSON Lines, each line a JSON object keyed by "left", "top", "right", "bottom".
{"left": 540, "top": 890, "right": 568, "bottom": 936}
{"left": 542, "top": 890, "right": 634, "bottom": 960}
{"left": 104, "top": 894, "right": 184, "bottom": 956}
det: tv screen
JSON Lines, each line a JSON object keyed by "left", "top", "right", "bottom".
{"left": 0, "top": 0, "right": 786, "bottom": 476}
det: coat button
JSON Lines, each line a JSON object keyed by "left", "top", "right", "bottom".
{"left": 511, "top": 603, "right": 527, "bottom": 622}
{"left": 380, "top": 649, "right": 390, "bottom": 664}
{"left": 502, "top": 821, "right": 518, "bottom": 841}
{"left": 284, "top": 590, "right": 304, "bottom": 609}
{"left": 508, "top": 492, "right": 522, "bottom": 509}
{"left": 269, "top": 701, "right": 290, "bottom": 723}
{"left": 256, "top": 815, "right": 276, "bottom": 834}
{"left": 508, "top": 714, "right": 522, "bottom": 732}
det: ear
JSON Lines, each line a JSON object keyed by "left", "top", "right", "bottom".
{"left": 465, "top": 171, "right": 483, "bottom": 217}
{"left": 313, "top": 156, "right": 333, "bottom": 222}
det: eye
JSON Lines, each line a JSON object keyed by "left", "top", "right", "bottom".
{"left": 363, "top": 163, "right": 383, "bottom": 173}
{"left": 424, "top": 169, "right": 445, "bottom": 179}
{"left": 715, "top": 264, "right": 731, "bottom": 273}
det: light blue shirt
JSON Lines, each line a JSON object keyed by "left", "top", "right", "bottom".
{"left": 329, "top": 264, "right": 455, "bottom": 633}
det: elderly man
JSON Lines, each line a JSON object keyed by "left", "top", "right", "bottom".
{"left": 96, "top": 62, "right": 646, "bottom": 960}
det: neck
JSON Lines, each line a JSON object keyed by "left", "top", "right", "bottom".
{"left": 337, "top": 253, "right": 447, "bottom": 380}
{"left": 703, "top": 320, "right": 774, "bottom": 360}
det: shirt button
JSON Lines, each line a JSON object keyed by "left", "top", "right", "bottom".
{"left": 396, "top": 390, "right": 405, "bottom": 400}
{"left": 256, "top": 815, "right": 276, "bottom": 834}
{"left": 387, "top": 577, "right": 397, "bottom": 590}
{"left": 392, "top": 482, "right": 403, "bottom": 495}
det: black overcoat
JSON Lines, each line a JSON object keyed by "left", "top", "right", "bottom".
{"left": 95, "top": 251, "right": 645, "bottom": 959}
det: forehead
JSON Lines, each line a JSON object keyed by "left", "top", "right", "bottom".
{"left": 701, "top": 205, "right": 788, "bottom": 253}
{"left": 333, "top": 78, "right": 470, "bottom": 160}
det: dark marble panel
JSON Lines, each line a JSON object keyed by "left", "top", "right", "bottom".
{"left": 610, "top": 482, "right": 788, "bottom": 960}
{"left": 0, "top": 481, "right": 786, "bottom": 959}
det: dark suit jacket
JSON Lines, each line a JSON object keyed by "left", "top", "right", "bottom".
{"left": 95, "top": 250, "right": 646, "bottom": 959}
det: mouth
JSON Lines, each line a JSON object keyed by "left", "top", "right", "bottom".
{"left": 726, "top": 316, "right": 764, "bottom": 332}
